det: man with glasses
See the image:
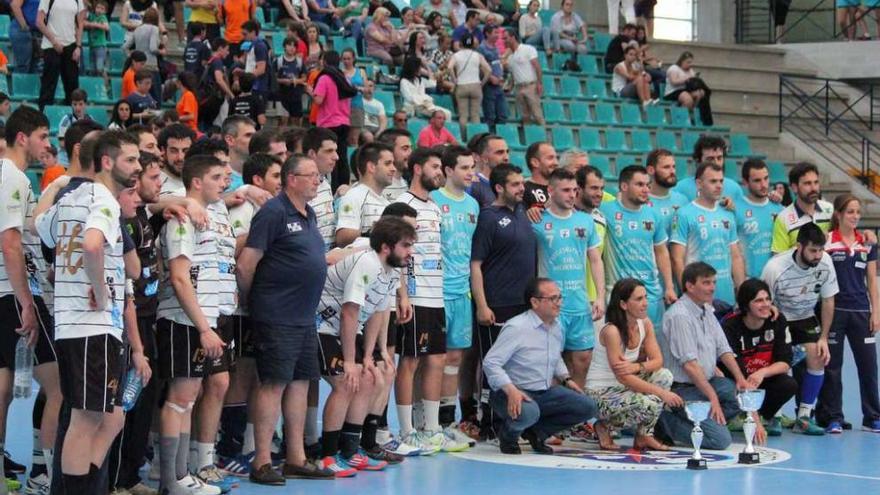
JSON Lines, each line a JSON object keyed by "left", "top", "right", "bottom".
{"left": 392, "top": 111, "right": 409, "bottom": 131}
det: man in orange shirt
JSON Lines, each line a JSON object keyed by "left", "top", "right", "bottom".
{"left": 121, "top": 51, "right": 148, "bottom": 99}
{"left": 220, "top": 0, "right": 256, "bottom": 58}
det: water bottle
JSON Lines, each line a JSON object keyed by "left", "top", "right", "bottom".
{"left": 792, "top": 344, "right": 807, "bottom": 366}
{"left": 121, "top": 368, "right": 144, "bottom": 412}
{"left": 13, "top": 339, "right": 33, "bottom": 399}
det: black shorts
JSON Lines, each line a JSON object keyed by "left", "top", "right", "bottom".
{"left": 396, "top": 306, "right": 446, "bottom": 357}
{"left": 230, "top": 314, "right": 255, "bottom": 359}
{"left": 387, "top": 311, "right": 398, "bottom": 348}
{"left": 56, "top": 335, "right": 125, "bottom": 412}
{"left": 771, "top": 0, "right": 792, "bottom": 26}
{"left": 252, "top": 321, "right": 320, "bottom": 383}
{"left": 136, "top": 315, "right": 158, "bottom": 362}
{"left": 635, "top": 0, "right": 656, "bottom": 18}
{"left": 216, "top": 315, "right": 237, "bottom": 371}
{"left": 156, "top": 318, "right": 230, "bottom": 379}
{"left": 0, "top": 295, "right": 57, "bottom": 369}
{"left": 280, "top": 89, "right": 304, "bottom": 118}
{"left": 788, "top": 316, "right": 822, "bottom": 345}
{"left": 317, "top": 333, "right": 364, "bottom": 376}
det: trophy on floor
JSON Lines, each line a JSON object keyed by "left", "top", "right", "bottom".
{"left": 685, "top": 401, "right": 711, "bottom": 470}
{"left": 737, "top": 389, "right": 766, "bottom": 464}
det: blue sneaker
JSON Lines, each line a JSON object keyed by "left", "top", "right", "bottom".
{"left": 862, "top": 420, "right": 880, "bottom": 433}
{"left": 825, "top": 421, "right": 843, "bottom": 434}
{"left": 196, "top": 465, "right": 235, "bottom": 493}
{"left": 217, "top": 451, "right": 254, "bottom": 477}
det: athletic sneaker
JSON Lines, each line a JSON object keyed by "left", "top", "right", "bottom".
{"left": 129, "top": 482, "right": 159, "bottom": 495}
{"left": 344, "top": 451, "right": 388, "bottom": 471}
{"left": 5, "top": 478, "right": 21, "bottom": 492}
{"left": 862, "top": 420, "right": 880, "bottom": 433}
{"left": 217, "top": 451, "right": 254, "bottom": 477}
{"left": 375, "top": 428, "right": 394, "bottom": 446}
{"left": 171, "top": 474, "right": 222, "bottom": 495}
{"left": 24, "top": 473, "right": 49, "bottom": 495}
{"left": 763, "top": 417, "right": 783, "bottom": 437}
{"left": 779, "top": 414, "right": 796, "bottom": 429}
{"left": 457, "top": 420, "right": 481, "bottom": 441}
{"left": 382, "top": 437, "right": 422, "bottom": 457}
{"left": 825, "top": 421, "right": 843, "bottom": 434}
{"left": 400, "top": 431, "right": 441, "bottom": 455}
{"left": 444, "top": 425, "right": 477, "bottom": 447}
{"left": 423, "top": 430, "right": 470, "bottom": 452}
{"left": 792, "top": 416, "right": 825, "bottom": 435}
{"left": 195, "top": 465, "right": 235, "bottom": 493}
{"left": 568, "top": 423, "right": 595, "bottom": 443}
{"left": 5, "top": 451, "right": 26, "bottom": 474}
{"left": 727, "top": 414, "right": 746, "bottom": 432}
{"left": 363, "top": 445, "right": 405, "bottom": 464}
{"left": 319, "top": 455, "right": 358, "bottom": 478}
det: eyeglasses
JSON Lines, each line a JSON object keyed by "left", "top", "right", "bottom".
{"left": 294, "top": 172, "right": 321, "bottom": 179}
{"left": 535, "top": 294, "right": 563, "bottom": 303}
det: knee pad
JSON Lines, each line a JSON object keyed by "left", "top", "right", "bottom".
{"left": 443, "top": 365, "right": 459, "bottom": 376}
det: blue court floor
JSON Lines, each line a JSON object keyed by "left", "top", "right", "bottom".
{"left": 7, "top": 343, "right": 880, "bottom": 495}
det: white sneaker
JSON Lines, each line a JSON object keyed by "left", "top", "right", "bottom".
{"left": 444, "top": 425, "right": 476, "bottom": 447}
{"left": 148, "top": 460, "right": 161, "bottom": 481}
{"left": 382, "top": 437, "right": 422, "bottom": 457}
{"left": 400, "top": 431, "right": 440, "bottom": 456}
{"left": 423, "top": 430, "right": 470, "bottom": 452}
{"left": 177, "top": 474, "right": 221, "bottom": 495}
{"left": 375, "top": 428, "right": 394, "bottom": 446}
{"left": 25, "top": 474, "right": 50, "bottom": 495}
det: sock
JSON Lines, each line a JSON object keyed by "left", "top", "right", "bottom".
{"left": 798, "top": 369, "right": 825, "bottom": 418}
{"left": 423, "top": 399, "right": 441, "bottom": 432}
{"left": 159, "top": 436, "right": 180, "bottom": 488}
{"left": 43, "top": 449, "right": 53, "bottom": 480}
{"left": 242, "top": 422, "right": 255, "bottom": 454}
{"left": 339, "top": 423, "right": 362, "bottom": 459}
{"left": 62, "top": 473, "right": 90, "bottom": 493}
{"left": 397, "top": 404, "right": 414, "bottom": 436}
{"left": 460, "top": 396, "right": 477, "bottom": 422}
{"left": 305, "top": 407, "right": 320, "bottom": 445}
{"left": 176, "top": 433, "right": 190, "bottom": 480}
{"left": 361, "top": 414, "right": 381, "bottom": 450}
{"left": 195, "top": 442, "right": 214, "bottom": 471}
{"left": 440, "top": 396, "right": 457, "bottom": 427}
{"left": 320, "top": 430, "right": 341, "bottom": 458}
{"left": 218, "top": 403, "right": 247, "bottom": 452}
{"left": 30, "top": 433, "right": 46, "bottom": 478}
{"left": 378, "top": 404, "right": 389, "bottom": 428}
{"left": 87, "top": 463, "right": 100, "bottom": 492}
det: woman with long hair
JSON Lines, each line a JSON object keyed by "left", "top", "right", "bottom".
{"left": 108, "top": 100, "right": 134, "bottom": 130}
{"left": 176, "top": 71, "right": 200, "bottom": 132}
{"left": 341, "top": 48, "right": 367, "bottom": 145}
{"left": 399, "top": 56, "right": 451, "bottom": 119}
{"left": 304, "top": 23, "right": 325, "bottom": 74}
{"left": 586, "top": 278, "right": 681, "bottom": 450}
{"left": 314, "top": 50, "right": 357, "bottom": 190}
{"left": 817, "top": 194, "right": 880, "bottom": 433}
{"left": 447, "top": 33, "right": 491, "bottom": 129}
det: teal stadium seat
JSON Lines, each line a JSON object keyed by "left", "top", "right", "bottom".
{"left": 604, "top": 129, "right": 628, "bottom": 152}
{"left": 111, "top": 78, "right": 123, "bottom": 100}
{"left": 374, "top": 91, "right": 396, "bottom": 116}
{"left": 80, "top": 77, "right": 114, "bottom": 105}
{"left": 43, "top": 106, "right": 68, "bottom": 135}
{"left": 109, "top": 23, "right": 126, "bottom": 47}
{"left": 724, "top": 159, "right": 739, "bottom": 179}
{"left": 767, "top": 160, "right": 787, "bottom": 183}
{"left": 594, "top": 103, "right": 618, "bottom": 125}
{"left": 87, "top": 107, "right": 110, "bottom": 127}
{"left": 543, "top": 75, "right": 560, "bottom": 98}
{"left": 590, "top": 154, "right": 611, "bottom": 176}
{"left": 645, "top": 106, "right": 667, "bottom": 126}
{"left": 620, "top": 103, "right": 643, "bottom": 126}
{"left": 444, "top": 122, "right": 462, "bottom": 142}
{"left": 670, "top": 106, "right": 692, "bottom": 127}
{"left": 551, "top": 127, "right": 575, "bottom": 151}
{"left": 656, "top": 131, "right": 679, "bottom": 152}
{"left": 407, "top": 118, "right": 427, "bottom": 138}
{"left": 496, "top": 124, "right": 525, "bottom": 151}
{"left": 586, "top": 79, "right": 607, "bottom": 99}
{"left": 682, "top": 132, "right": 702, "bottom": 155}
{"left": 465, "top": 122, "right": 489, "bottom": 140}
{"left": 0, "top": 17, "right": 9, "bottom": 41}
{"left": 675, "top": 157, "right": 689, "bottom": 178}
{"left": 542, "top": 101, "right": 567, "bottom": 124}
{"left": 524, "top": 125, "right": 547, "bottom": 146}
{"left": 12, "top": 74, "right": 40, "bottom": 100}
{"left": 560, "top": 76, "right": 586, "bottom": 100}
{"left": 730, "top": 133, "right": 753, "bottom": 156}
{"left": 579, "top": 128, "right": 601, "bottom": 151}
{"left": 569, "top": 101, "right": 591, "bottom": 123}
{"left": 592, "top": 32, "right": 612, "bottom": 53}
{"left": 631, "top": 130, "right": 652, "bottom": 153}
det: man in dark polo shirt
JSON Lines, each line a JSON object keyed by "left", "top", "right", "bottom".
{"left": 236, "top": 154, "right": 334, "bottom": 484}
{"left": 470, "top": 163, "right": 537, "bottom": 439}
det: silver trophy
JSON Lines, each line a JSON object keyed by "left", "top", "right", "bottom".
{"left": 736, "top": 389, "right": 766, "bottom": 464}
{"left": 685, "top": 401, "right": 711, "bottom": 470}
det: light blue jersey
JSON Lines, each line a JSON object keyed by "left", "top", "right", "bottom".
{"left": 648, "top": 191, "right": 689, "bottom": 239}
{"left": 734, "top": 196, "right": 783, "bottom": 279}
{"left": 673, "top": 177, "right": 744, "bottom": 203}
{"left": 431, "top": 187, "right": 480, "bottom": 296}
{"left": 671, "top": 201, "right": 739, "bottom": 304}
{"left": 599, "top": 199, "right": 667, "bottom": 303}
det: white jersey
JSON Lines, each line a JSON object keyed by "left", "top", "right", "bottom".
{"left": 157, "top": 216, "right": 220, "bottom": 328}
{"left": 36, "top": 182, "right": 126, "bottom": 341}
{"left": 309, "top": 179, "right": 335, "bottom": 250}
{"left": 159, "top": 170, "right": 185, "bottom": 198}
{"left": 0, "top": 161, "right": 37, "bottom": 296}
{"left": 382, "top": 176, "right": 409, "bottom": 203}
{"left": 397, "top": 191, "right": 444, "bottom": 308}
{"left": 316, "top": 249, "right": 396, "bottom": 337}
{"left": 228, "top": 199, "right": 258, "bottom": 237}
{"left": 336, "top": 183, "right": 389, "bottom": 237}
{"left": 209, "top": 201, "right": 237, "bottom": 315}
{"left": 761, "top": 248, "right": 839, "bottom": 322}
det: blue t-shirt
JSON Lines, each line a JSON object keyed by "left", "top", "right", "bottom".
{"left": 734, "top": 196, "right": 783, "bottom": 279}
{"left": 466, "top": 173, "right": 495, "bottom": 209}
{"left": 184, "top": 39, "right": 212, "bottom": 79}
{"left": 431, "top": 187, "right": 480, "bottom": 297}
{"left": 309, "top": 0, "right": 333, "bottom": 24}
{"left": 599, "top": 199, "right": 667, "bottom": 302}
{"left": 826, "top": 229, "right": 878, "bottom": 311}
{"left": 532, "top": 209, "right": 600, "bottom": 314}
{"left": 452, "top": 25, "right": 485, "bottom": 44}
{"left": 670, "top": 201, "right": 739, "bottom": 305}
{"left": 226, "top": 171, "right": 244, "bottom": 193}
{"left": 478, "top": 41, "right": 503, "bottom": 81}
{"left": 246, "top": 194, "right": 327, "bottom": 326}
{"left": 471, "top": 204, "right": 537, "bottom": 308}
{"left": 673, "top": 176, "right": 744, "bottom": 203}
{"left": 278, "top": 55, "right": 303, "bottom": 97}
{"left": 126, "top": 92, "right": 158, "bottom": 115}
{"left": 648, "top": 191, "right": 689, "bottom": 239}
{"left": 250, "top": 38, "right": 271, "bottom": 93}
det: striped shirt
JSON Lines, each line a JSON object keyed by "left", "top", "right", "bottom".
{"left": 309, "top": 179, "right": 335, "bottom": 250}
{"left": 761, "top": 248, "right": 838, "bottom": 322}
{"left": 209, "top": 201, "right": 237, "bottom": 315}
{"left": 382, "top": 176, "right": 409, "bottom": 203}
{"left": 228, "top": 199, "right": 258, "bottom": 316}
{"left": 36, "top": 182, "right": 126, "bottom": 341}
{"left": 159, "top": 170, "right": 185, "bottom": 198}
{"left": 25, "top": 194, "right": 54, "bottom": 312}
{"left": 771, "top": 200, "right": 833, "bottom": 254}
{"left": 316, "top": 249, "right": 396, "bottom": 337}
{"left": 0, "top": 159, "right": 35, "bottom": 298}
{"left": 397, "top": 191, "right": 444, "bottom": 308}
{"left": 336, "top": 183, "right": 388, "bottom": 236}
{"left": 157, "top": 216, "right": 220, "bottom": 328}
{"left": 660, "top": 294, "right": 734, "bottom": 383}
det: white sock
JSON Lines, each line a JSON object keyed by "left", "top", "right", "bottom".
{"left": 195, "top": 442, "right": 214, "bottom": 470}
{"left": 305, "top": 407, "right": 319, "bottom": 445}
{"left": 242, "top": 423, "right": 255, "bottom": 454}
{"left": 42, "top": 449, "right": 53, "bottom": 480}
{"left": 397, "top": 404, "right": 414, "bottom": 436}
{"left": 423, "top": 399, "right": 441, "bottom": 433}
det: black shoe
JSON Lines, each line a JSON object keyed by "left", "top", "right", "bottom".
{"left": 5, "top": 452, "right": 25, "bottom": 474}
{"left": 522, "top": 429, "right": 553, "bottom": 455}
{"left": 249, "top": 463, "right": 285, "bottom": 486}
{"left": 499, "top": 441, "right": 522, "bottom": 455}
{"left": 843, "top": 420, "right": 853, "bottom": 430}
{"left": 282, "top": 461, "right": 335, "bottom": 480}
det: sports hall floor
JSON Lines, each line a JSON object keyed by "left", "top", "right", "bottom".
{"left": 8, "top": 347, "right": 880, "bottom": 495}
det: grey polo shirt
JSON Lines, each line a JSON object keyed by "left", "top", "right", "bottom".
{"left": 659, "top": 294, "right": 734, "bottom": 383}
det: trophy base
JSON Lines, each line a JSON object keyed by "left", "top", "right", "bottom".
{"left": 738, "top": 452, "right": 760, "bottom": 464}
{"left": 687, "top": 458, "right": 708, "bottom": 470}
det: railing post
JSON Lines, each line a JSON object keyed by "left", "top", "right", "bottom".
{"left": 778, "top": 76, "right": 783, "bottom": 133}
{"left": 825, "top": 82, "right": 830, "bottom": 135}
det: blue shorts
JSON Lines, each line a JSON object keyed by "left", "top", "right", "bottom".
{"left": 445, "top": 293, "right": 473, "bottom": 350}
{"left": 559, "top": 312, "right": 594, "bottom": 351}
{"left": 837, "top": 0, "right": 860, "bottom": 7}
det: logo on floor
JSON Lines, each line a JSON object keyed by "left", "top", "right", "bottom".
{"left": 453, "top": 442, "right": 791, "bottom": 471}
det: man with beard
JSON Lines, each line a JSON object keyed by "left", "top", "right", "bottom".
{"left": 599, "top": 165, "right": 676, "bottom": 327}
{"left": 522, "top": 141, "right": 559, "bottom": 213}
{"left": 335, "top": 143, "right": 396, "bottom": 248}
{"left": 375, "top": 129, "right": 412, "bottom": 203}
{"left": 471, "top": 164, "right": 536, "bottom": 439}
{"left": 35, "top": 130, "right": 142, "bottom": 492}
{"left": 304, "top": 127, "right": 341, "bottom": 250}
{"left": 645, "top": 148, "right": 688, "bottom": 239}
{"left": 223, "top": 116, "right": 257, "bottom": 191}
{"left": 467, "top": 133, "right": 510, "bottom": 208}
{"left": 673, "top": 135, "right": 744, "bottom": 203}
{"left": 157, "top": 124, "right": 198, "bottom": 198}
{"left": 771, "top": 162, "right": 834, "bottom": 254}
{"left": 394, "top": 148, "right": 470, "bottom": 453}
{"left": 763, "top": 222, "right": 838, "bottom": 436}
{"left": 736, "top": 159, "right": 783, "bottom": 278}
{"left": 575, "top": 166, "right": 608, "bottom": 317}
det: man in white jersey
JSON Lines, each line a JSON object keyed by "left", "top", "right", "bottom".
{"left": 375, "top": 129, "right": 412, "bottom": 202}
{"left": 0, "top": 107, "right": 62, "bottom": 489}
{"left": 35, "top": 130, "right": 142, "bottom": 492}
{"left": 304, "top": 127, "right": 340, "bottom": 250}
{"left": 395, "top": 148, "right": 470, "bottom": 453}
{"left": 335, "top": 143, "right": 395, "bottom": 248}
{"left": 154, "top": 155, "right": 227, "bottom": 495}
{"left": 221, "top": 116, "right": 257, "bottom": 191}
{"left": 157, "top": 124, "right": 197, "bottom": 198}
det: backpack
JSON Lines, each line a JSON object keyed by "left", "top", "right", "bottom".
{"left": 258, "top": 38, "right": 279, "bottom": 99}
{"left": 562, "top": 51, "right": 581, "bottom": 72}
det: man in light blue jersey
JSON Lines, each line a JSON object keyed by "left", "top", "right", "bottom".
{"left": 734, "top": 159, "right": 782, "bottom": 278}
{"left": 575, "top": 165, "right": 607, "bottom": 305}
{"left": 672, "top": 135, "right": 743, "bottom": 203}
{"left": 430, "top": 146, "right": 481, "bottom": 440}
{"left": 600, "top": 165, "right": 676, "bottom": 328}
{"left": 670, "top": 162, "right": 746, "bottom": 306}
{"left": 532, "top": 169, "right": 605, "bottom": 388}
{"left": 645, "top": 148, "right": 688, "bottom": 239}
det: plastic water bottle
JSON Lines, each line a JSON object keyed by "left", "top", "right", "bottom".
{"left": 121, "top": 368, "right": 144, "bottom": 412}
{"left": 792, "top": 344, "right": 807, "bottom": 366}
{"left": 13, "top": 339, "right": 33, "bottom": 399}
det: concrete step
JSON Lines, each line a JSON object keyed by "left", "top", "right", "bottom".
{"left": 649, "top": 39, "right": 789, "bottom": 70}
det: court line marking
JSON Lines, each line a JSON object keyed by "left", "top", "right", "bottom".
{"left": 754, "top": 466, "right": 880, "bottom": 481}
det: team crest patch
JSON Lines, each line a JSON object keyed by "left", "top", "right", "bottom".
{"left": 469, "top": 213, "right": 476, "bottom": 223}
{"left": 499, "top": 217, "right": 511, "bottom": 228}
{"left": 442, "top": 204, "right": 450, "bottom": 213}
{"left": 643, "top": 221, "right": 653, "bottom": 231}
{"left": 453, "top": 442, "right": 790, "bottom": 471}
{"left": 746, "top": 209, "right": 753, "bottom": 218}
{"left": 575, "top": 228, "right": 586, "bottom": 238}
{"left": 287, "top": 222, "right": 302, "bottom": 233}
{"left": 698, "top": 215, "right": 705, "bottom": 223}
{"left": 545, "top": 222, "right": 553, "bottom": 230}
{"left": 722, "top": 220, "right": 730, "bottom": 229}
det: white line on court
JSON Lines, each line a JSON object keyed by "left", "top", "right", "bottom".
{"left": 754, "top": 466, "right": 880, "bottom": 481}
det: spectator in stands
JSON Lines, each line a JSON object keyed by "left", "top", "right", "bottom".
{"left": 607, "top": 0, "right": 636, "bottom": 35}
{"left": 220, "top": 0, "right": 257, "bottom": 57}
{"left": 635, "top": 0, "right": 657, "bottom": 38}
{"left": 315, "top": 50, "right": 357, "bottom": 190}
{"left": 304, "top": 23, "right": 326, "bottom": 73}
{"left": 84, "top": 0, "right": 110, "bottom": 77}
{"left": 0, "top": 50, "right": 9, "bottom": 77}
{"left": 392, "top": 110, "right": 409, "bottom": 130}
{"left": 430, "top": 32, "right": 457, "bottom": 93}
{"left": 837, "top": 0, "right": 861, "bottom": 41}
{"left": 480, "top": 25, "right": 508, "bottom": 131}
{"left": 368, "top": 0, "right": 400, "bottom": 18}
{"left": 58, "top": 89, "right": 94, "bottom": 140}
{"left": 0, "top": 93, "right": 9, "bottom": 126}
{"left": 520, "top": 0, "right": 556, "bottom": 56}
{"left": 336, "top": 0, "right": 369, "bottom": 52}
{"left": 277, "top": 0, "right": 310, "bottom": 26}
{"left": 249, "top": 128, "right": 289, "bottom": 159}
{"left": 36, "top": 0, "right": 86, "bottom": 110}
{"left": 634, "top": 25, "right": 665, "bottom": 97}
{"left": 231, "top": 73, "right": 268, "bottom": 129}
{"left": 400, "top": 7, "right": 429, "bottom": 38}
{"left": 109, "top": 100, "right": 134, "bottom": 130}
{"left": 447, "top": 0, "right": 468, "bottom": 27}
{"left": 773, "top": 181, "right": 792, "bottom": 207}
{"left": 186, "top": 0, "right": 222, "bottom": 40}
{"left": 176, "top": 71, "right": 200, "bottom": 132}
{"left": 408, "top": 30, "right": 435, "bottom": 72}
{"left": 612, "top": 45, "right": 655, "bottom": 107}
{"left": 307, "top": 0, "right": 345, "bottom": 36}
{"left": 418, "top": 0, "right": 454, "bottom": 27}
{"left": 127, "top": 68, "right": 161, "bottom": 123}
{"left": 241, "top": 20, "right": 273, "bottom": 104}
{"left": 487, "top": 0, "right": 520, "bottom": 25}
{"left": 366, "top": 7, "right": 405, "bottom": 67}
{"left": 453, "top": 11, "right": 485, "bottom": 50}
{"left": 123, "top": 7, "right": 166, "bottom": 103}
{"left": 122, "top": 50, "right": 148, "bottom": 99}
{"left": 361, "top": 80, "right": 388, "bottom": 138}
{"left": 417, "top": 109, "right": 458, "bottom": 147}
{"left": 278, "top": 37, "right": 307, "bottom": 127}
{"left": 120, "top": 0, "right": 165, "bottom": 44}
{"left": 184, "top": 21, "right": 212, "bottom": 80}
{"left": 449, "top": 33, "right": 492, "bottom": 131}
{"left": 663, "top": 51, "right": 708, "bottom": 122}
{"left": 551, "top": 0, "right": 588, "bottom": 54}
{"left": 341, "top": 48, "right": 368, "bottom": 145}
{"left": 201, "top": 39, "right": 235, "bottom": 129}
{"left": 426, "top": 11, "right": 447, "bottom": 49}
{"left": 503, "top": 29, "right": 545, "bottom": 126}
{"left": 400, "top": 56, "right": 452, "bottom": 119}
{"left": 9, "top": 0, "right": 42, "bottom": 73}
{"left": 40, "top": 144, "right": 65, "bottom": 192}
{"left": 604, "top": 22, "right": 637, "bottom": 74}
